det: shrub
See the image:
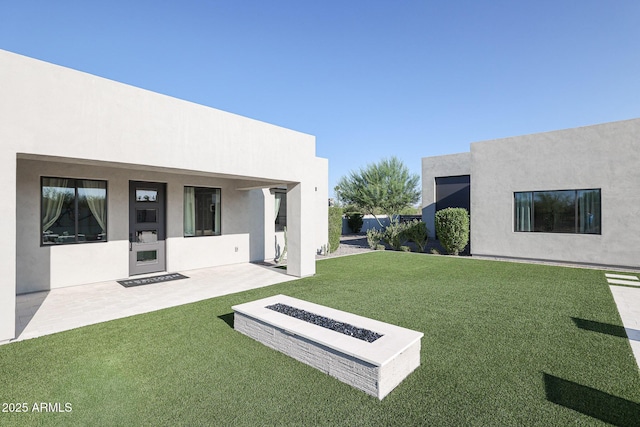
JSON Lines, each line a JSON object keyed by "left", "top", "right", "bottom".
{"left": 366, "top": 228, "right": 383, "bottom": 250}
{"left": 346, "top": 213, "right": 364, "bottom": 233}
{"left": 400, "top": 245, "right": 411, "bottom": 252}
{"left": 368, "top": 219, "right": 429, "bottom": 252}
{"left": 328, "top": 206, "right": 343, "bottom": 253}
{"left": 382, "top": 221, "right": 409, "bottom": 250}
{"left": 404, "top": 219, "right": 429, "bottom": 253}
{"left": 435, "top": 208, "right": 469, "bottom": 256}
{"left": 375, "top": 244, "right": 386, "bottom": 251}
{"left": 343, "top": 204, "right": 364, "bottom": 234}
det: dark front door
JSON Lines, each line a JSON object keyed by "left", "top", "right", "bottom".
{"left": 129, "top": 181, "right": 166, "bottom": 276}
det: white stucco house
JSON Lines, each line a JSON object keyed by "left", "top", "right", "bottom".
{"left": 423, "top": 118, "right": 640, "bottom": 269}
{"left": 0, "top": 50, "right": 328, "bottom": 343}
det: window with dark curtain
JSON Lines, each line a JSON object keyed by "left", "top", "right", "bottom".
{"left": 514, "top": 189, "right": 600, "bottom": 234}
{"left": 184, "top": 186, "right": 221, "bottom": 237}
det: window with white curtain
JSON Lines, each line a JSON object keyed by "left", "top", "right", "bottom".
{"left": 41, "top": 177, "right": 107, "bottom": 244}
{"left": 184, "top": 186, "right": 221, "bottom": 237}
{"left": 274, "top": 190, "right": 287, "bottom": 232}
{"left": 514, "top": 189, "right": 601, "bottom": 234}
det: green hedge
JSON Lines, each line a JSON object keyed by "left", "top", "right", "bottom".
{"left": 435, "top": 208, "right": 469, "bottom": 255}
{"left": 328, "top": 206, "right": 343, "bottom": 253}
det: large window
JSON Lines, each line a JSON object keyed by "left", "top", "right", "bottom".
{"left": 274, "top": 190, "right": 287, "bottom": 232}
{"left": 184, "top": 187, "right": 221, "bottom": 236}
{"left": 41, "top": 177, "right": 107, "bottom": 245}
{"left": 515, "top": 189, "right": 601, "bottom": 234}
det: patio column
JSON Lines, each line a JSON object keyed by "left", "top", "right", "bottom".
{"left": 286, "top": 182, "right": 315, "bottom": 277}
{"left": 0, "top": 153, "right": 16, "bottom": 343}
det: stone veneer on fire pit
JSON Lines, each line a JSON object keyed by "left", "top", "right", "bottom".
{"left": 232, "top": 295, "right": 423, "bottom": 400}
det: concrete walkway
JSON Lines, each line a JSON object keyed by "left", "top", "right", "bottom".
{"left": 11, "top": 263, "right": 297, "bottom": 343}
{"left": 606, "top": 274, "right": 640, "bottom": 370}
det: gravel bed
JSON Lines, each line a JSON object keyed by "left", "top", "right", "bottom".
{"left": 319, "top": 235, "right": 372, "bottom": 258}
{"left": 266, "top": 303, "right": 383, "bottom": 343}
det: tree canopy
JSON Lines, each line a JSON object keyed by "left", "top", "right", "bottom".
{"left": 335, "top": 156, "right": 420, "bottom": 227}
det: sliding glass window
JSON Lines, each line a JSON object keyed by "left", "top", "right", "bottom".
{"left": 184, "top": 187, "right": 221, "bottom": 236}
{"left": 514, "top": 189, "right": 600, "bottom": 234}
{"left": 42, "top": 177, "right": 107, "bottom": 244}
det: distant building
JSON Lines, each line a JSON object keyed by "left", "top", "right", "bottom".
{"left": 422, "top": 118, "right": 639, "bottom": 269}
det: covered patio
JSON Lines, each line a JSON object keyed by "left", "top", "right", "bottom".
{"left": 0, "top": 49, "right": 328, "bottom": 343}
{"left": 13, "top": 263, "right": 297, "bottom": 343}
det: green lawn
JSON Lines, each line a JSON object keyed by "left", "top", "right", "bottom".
{"left": 1, "top": 252, "right": 639, "bottom": 426}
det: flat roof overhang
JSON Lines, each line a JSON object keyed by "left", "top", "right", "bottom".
{"left": 17, "top": 153, "right": 295, "bottom": 190}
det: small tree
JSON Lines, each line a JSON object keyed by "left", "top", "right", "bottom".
{"left": 335, "top": 156, "right": 420, "bottom": 228}
{"left": 328, "top": 206, "right": 343, "bottom": 253}
{"left": 435, "top": 208, "right": 469, "bottom": 256}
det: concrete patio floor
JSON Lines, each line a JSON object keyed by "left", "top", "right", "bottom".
{"left": 12, "top": 262, "right": 297, "bottom": 343}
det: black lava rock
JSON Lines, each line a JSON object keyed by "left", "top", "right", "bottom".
{"left": 266, "top": 303, "right": 383, "bottom": 343}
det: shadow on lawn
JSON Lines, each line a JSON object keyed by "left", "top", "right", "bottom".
{"left": 218, "top": 312, "right": 234, "bottom": 329}
{"left": 571, "top": 317, "right": 629, "bottom": 339}
{"left": 543, "top": 373, "right": 640, "bottom": 427}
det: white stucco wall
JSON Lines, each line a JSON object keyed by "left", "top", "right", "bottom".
{"left": 16, "top": 159, "right": 267, "bottom": 293}
{"left": 1, "top": 52, "right": 315, "bottom": 183}
{"left": 1, "top": 49, "right": 328, "bottom": 342}
{"left": 471, "top": 119, "right": 640, "bottom": 268}
{"left": 0, "top": 156, "right": 16, "bottom": 343}
{"left": 286, "top": 182, "right": 316, "bottom": 277}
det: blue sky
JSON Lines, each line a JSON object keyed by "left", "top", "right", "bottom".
{"left": 2, "top": 1, "right": 639, "bottom": 199}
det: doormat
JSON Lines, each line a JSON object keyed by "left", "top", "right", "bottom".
{"left": 118, "top": 273, "right": 189, "bottom": 288}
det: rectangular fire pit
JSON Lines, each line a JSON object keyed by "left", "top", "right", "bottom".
{"left": 232, "top": 294, "right": 423, "bottom": 400}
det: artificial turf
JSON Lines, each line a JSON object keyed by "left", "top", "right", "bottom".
{"left": 1, "top": 252, "right": 638, "bottom": 426}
